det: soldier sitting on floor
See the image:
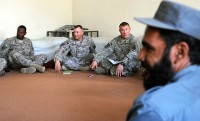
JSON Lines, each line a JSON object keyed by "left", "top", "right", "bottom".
{"left": 54, "top": 25, "right": 96, "bottom": 72}
{"left": 90, "top": 22, "right": 140, "bottom": 77}
{"left": 0, "top": 25, "right": 47, "bottom": 74}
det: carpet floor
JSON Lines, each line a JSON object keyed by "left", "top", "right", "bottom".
{"left": 0, "top": 69, "right": 144, "bottom": 121}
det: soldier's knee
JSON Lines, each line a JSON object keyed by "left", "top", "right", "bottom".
{"left": 0, "top": 58, "right": 7, "bottom": 64}
{"left": 85, "top": 53, "right": 94, "bottom": 63}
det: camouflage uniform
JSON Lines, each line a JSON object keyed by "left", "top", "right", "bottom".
{"left": 0, "top": 58, "right": 7, "bottom": 76}
{"left": 94, "top": 34, "right": 140, "bottom": 76}
{"left": 54, "top": 35, "right": 96, "bottom": 70}
{"left": 0, "top": 36, "right": 47, "bottom": 69}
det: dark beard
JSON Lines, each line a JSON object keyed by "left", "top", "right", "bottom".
{"left": 142, "top": 51, "right": 175, "bottom": 90}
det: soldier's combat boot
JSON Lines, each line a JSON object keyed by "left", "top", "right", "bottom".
{"left": 62, "top": 65, "right": 69, "bottom": 71}
{"left": 21, "top": 67, "right": 36, "bottom": 74}
{"left": 31, "top": 64, "right": 45, "bottom": 73}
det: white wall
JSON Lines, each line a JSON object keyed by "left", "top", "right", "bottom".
{"left": 72, "top": 0, "right": 200, "bottom": 38}
{"left": 0, "top": 0, "right": 200, "bottom": 39}
{"left": 0, "top": 0, "right": 72, "bottom": 39}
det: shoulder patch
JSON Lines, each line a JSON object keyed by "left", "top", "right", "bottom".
{"left": 1, "top": 46, "right": 7, "bottom": 50}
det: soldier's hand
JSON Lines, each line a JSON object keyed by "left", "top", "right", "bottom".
{"left": 90, "top": 60, "right": 98, "bottom": 69}
{"left": 116, "top": 64, "right": 123, "bottom": 77}
{"left": 55, "top": 60, "right": 61, "bottom": 72}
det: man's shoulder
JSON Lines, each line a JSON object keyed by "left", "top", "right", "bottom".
{"left": 136, "top": 81, "right": 200, "bottom": 121}
{"left": 136, "top": 85, "right": 180, "bottom": 109}
{"left": 112, "top": 34, "right": 136, "bottom": 42}
{"left": 128, "top": 34, "right": 138, "bottom": 42}
{"left": 83, "top": 35, "right": 92, "bottom": 39}
{"left": 6, "top": 36, "right": 16, "bottom": 40}
{"left": 112, "top": 35, "right": 121, "bottom": 41}
{"left": 65, "top": 38, "right": 74, "bottom": 43}
{"left": 60, "top": 39, "right": 72, "bottom": 46}
{"left": 4, "top": 36, "right": 17, "bottom": 43}
{"left": 136, "top": 86, "right": 161, "bottom": 104}
{"left": 83, "top": 35, "right": 93, "bottom": 42}
{"left": 143, "top": 80, "right": 199, "bottom": 113}
{"left": 23, "top": 37, "right": 32, "bottom": 44}
{"left": 106, "top": 35, "right": 121, "bottom": 44}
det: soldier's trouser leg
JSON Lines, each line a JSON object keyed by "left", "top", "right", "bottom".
{"left": 79, "top": 53, "right": 94, "bottom": 66}
{"left": 109, "top": 59, "right": 140, "bottom": 77}
{"left": 34, "top": 54, "right": 47, "bottom": 66}
{"left": 110, "top": 66, "right": 133, "bottom": 77}
{"left": 62, "top": 57, "right": 80, "bottom": 70}
{"left": 9, "top": 52, "right": 34, "bottom": 68}
{"left": 0, "top": 58, "right": 7, "bottom": 76}
{"left": 95, "top": 58, "right": 113, "bottom": 75}
{"left": 79, "top": 53, "right": 94, "bottom": 71}
{"left": 30, "top": 54, "right": 47, "bottom": 73}
{"left": 9, "top": 52, "right": 46, "bottom": 73}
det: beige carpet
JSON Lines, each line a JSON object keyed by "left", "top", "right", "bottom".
{"left": 0, "top": 69, "right": 144, "bottom": 121}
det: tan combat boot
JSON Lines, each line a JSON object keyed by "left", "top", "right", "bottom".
{"left": 62, "top": 65, "right": 69, "bottom": 71}
{"left": 21, "top": 67, "right": 36, "bottom": 74}
{"left": 31, "top": 64, "right": 45, "bottom": 73}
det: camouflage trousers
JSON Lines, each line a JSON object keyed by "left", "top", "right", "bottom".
{"left": 97, "top": 58, "right": 140, "bottom": 76}
{"left": 62, "top": 53, "right": 94, "bottom": 70}
{"left": 0, "top": 58, "right": 7, "bottom": 76}
{"left": 8, "top": 52, "right": 47, "bottom": 69}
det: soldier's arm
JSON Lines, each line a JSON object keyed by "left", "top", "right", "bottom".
{"left": 121, "top": 41, "right": 139, "bottom": 66}
{"left": 93, "top": 42, "right": 115, "bottom": 64}
{"left": 30, "top": 41, "right": 35, "bottom": 59}
{"left": 0, "top": 39, "right": 11, "bottom": 58}
{"left": 104, "top": 38, "right": 116, "bottom": 48}
{"left": 54, "top": 40, "right": 70, "bottom": 62}
{"left": 89, "top": 38, "right": 96, "bottom": 54}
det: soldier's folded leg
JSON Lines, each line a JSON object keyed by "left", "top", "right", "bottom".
{"left": 63, "top": 57, "right": 80, "bottom": 70}
{"left": 34, "top": 54, "right": 47, "bottom": 66}
{"left": 84, "top": 53, "right": 94, "bottom": 64}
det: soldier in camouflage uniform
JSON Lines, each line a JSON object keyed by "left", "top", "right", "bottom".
{"left": 54, "top": 25, "right": 96, "bottom": 72}
{"left": 0, "top": 58, "right": 7, "bottom": 76}
{"left": 0, "top": 25, "right": 47, "bottom": 74}
{"left": 90, "top": 22, "right": 140, "bottom": 77}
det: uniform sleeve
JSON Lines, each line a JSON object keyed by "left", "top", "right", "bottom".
{"left": 93, "top": 39, "right": 115, "bottom": 63}
{"left": 89, "top": 38, "right": 96, "bottom": 54}
{"left": 0, "top": 39, "right": 11, "bottom": 58}
{"left": 121, "top": 39, "right": 139, "bottom": 66}
{"left": 54, "top": 39, "right": 70, "bottom": 62}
